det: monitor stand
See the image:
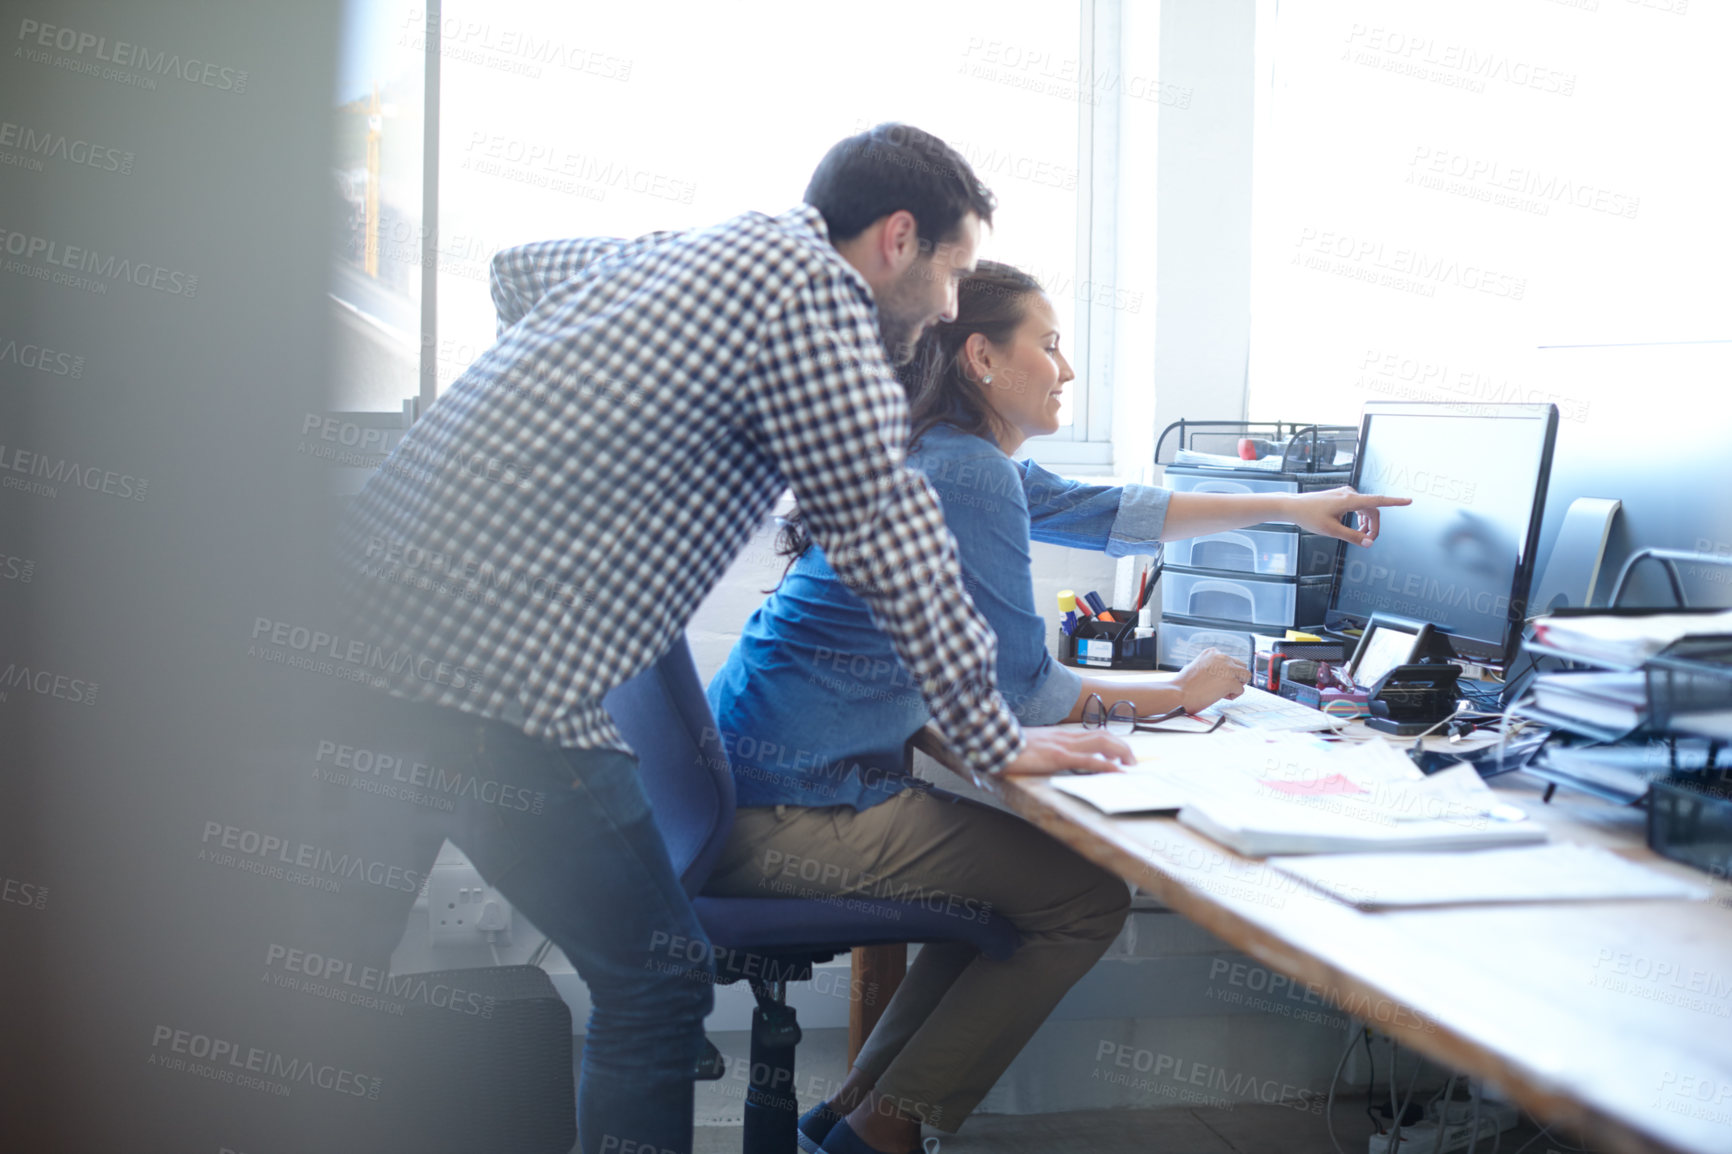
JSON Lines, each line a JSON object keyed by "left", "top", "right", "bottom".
{"left": 1530, "top": 497, "right": 1622, "bottom": 614}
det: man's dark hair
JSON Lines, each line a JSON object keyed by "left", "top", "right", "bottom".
{"left": 804, "top": 123, "right": 996, "bottom": 246}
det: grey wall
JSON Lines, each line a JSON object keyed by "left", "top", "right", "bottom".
{"left": 0, "top": 3, "right": 411, "bottom": 1150}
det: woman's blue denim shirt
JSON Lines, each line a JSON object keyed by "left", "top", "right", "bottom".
{"left": 706, "top": 424, "right": 1170, "bottom": 811}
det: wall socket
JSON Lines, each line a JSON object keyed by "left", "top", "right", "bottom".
{"left": 427, "top": 859, "right": 513, "bottom": 947}
{"left": 1367, "top": 1097, "right": 1520, "bottom": 1154}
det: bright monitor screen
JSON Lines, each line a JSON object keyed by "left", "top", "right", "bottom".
{"left": 1327, "top": 403, "right": 1559, "bottom": 665}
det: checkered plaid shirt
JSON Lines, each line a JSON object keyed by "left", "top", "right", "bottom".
{"left": 333, "top": 205, "right": 1024, "bottom": 774}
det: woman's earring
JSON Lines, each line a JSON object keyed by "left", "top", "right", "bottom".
{"left": 982, "top": 373, "right": 993, "bottom": 385}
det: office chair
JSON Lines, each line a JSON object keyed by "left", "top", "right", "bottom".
{"left": 604, "top": 638, "right": 1020, "bottom": 1154}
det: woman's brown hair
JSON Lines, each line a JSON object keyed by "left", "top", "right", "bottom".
{"left": 773, "top": 260, "right": 1047, "bottom": 575}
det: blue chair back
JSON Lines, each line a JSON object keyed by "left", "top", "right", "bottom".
{"left": 606, "top": 635, "right": 1020, "bottom": 966}
{"left": 603, "top": 638, "right": 736, "bottom": 898}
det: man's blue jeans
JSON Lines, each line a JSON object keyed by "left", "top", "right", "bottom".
{"left": 407, "top": 702, "right": 716, "bottom": 1154}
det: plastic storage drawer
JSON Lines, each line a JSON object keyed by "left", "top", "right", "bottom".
{"left": 1164, "top": 471, "right": 1302, "bottom": 497}
{"left": 1160, "top": 568, "right": 1331, "bottom": 629}
{"left": 1156, "top": 615, "right": 1286, "bottom": 671}
{"left": 1163, "top": 524, "right": 1341, "bottom": 578}
{"left": 1162, "top": 466, "right": 1351, "bottom": 499}
{"left": 1162, "top": 468, "right": 1351, "bottom": 526}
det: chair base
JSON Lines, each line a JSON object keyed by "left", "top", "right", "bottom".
{"left": 741, "top": 978, "right": 804, "bottom": 1154}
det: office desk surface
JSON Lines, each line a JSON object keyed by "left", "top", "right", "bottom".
{"left": 912, "top": 725, "right": 1732, "bottom": 1154}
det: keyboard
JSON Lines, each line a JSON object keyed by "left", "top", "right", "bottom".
{"left": 1200, "top": 685, "right": 1345, "bottom": 733}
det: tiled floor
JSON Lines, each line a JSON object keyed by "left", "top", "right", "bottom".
{"left": 694, "top": 1102, "right": 1573, "bottom": 1153}
{"left": 601, "top": 1023, "right": 1583, "bottom": 1154}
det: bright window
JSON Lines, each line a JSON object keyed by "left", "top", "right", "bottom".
{"left": 428, "top": 0, "right": 1106, "bottom": 447}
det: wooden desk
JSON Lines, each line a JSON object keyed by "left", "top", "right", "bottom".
{"left": 897, "top": 725, "right": 1732, "bottom": 1154}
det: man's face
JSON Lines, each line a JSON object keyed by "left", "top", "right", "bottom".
{"left": 877, "top": 212, "right": 982, "bottom": 365}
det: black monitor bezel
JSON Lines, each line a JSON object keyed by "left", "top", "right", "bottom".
{"left": 1326, "top": 402, "right": 1560, "bottom": 667}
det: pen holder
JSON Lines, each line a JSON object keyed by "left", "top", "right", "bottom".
{"left": 1060, "top": 610, "right": 1157, "bottom": 670}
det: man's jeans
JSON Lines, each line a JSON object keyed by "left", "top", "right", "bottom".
{"left": 374, "top": 696, "right": 715, "bottom": 1154}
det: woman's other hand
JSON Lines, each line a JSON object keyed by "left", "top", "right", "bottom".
{"left": 1172, "top": 648, "right": 1251, "bottom": 713}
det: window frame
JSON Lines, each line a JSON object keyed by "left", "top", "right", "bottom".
{"left": 1019, "top": 0, "right": 1120, "bottom": 474}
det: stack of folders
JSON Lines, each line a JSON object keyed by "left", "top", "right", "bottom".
{"left": 1529, "top": 671, "right": 1650, "bottom": 731}
{"left": 1531, "top": 609, "right": 1732, "bottom": 666}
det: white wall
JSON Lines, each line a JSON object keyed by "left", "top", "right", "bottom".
{"left": 1245, "top": 0, "right": 1731, "bottom": 425}
{"left": 1150, "top": 0, "right": 1258, "bottom": 441}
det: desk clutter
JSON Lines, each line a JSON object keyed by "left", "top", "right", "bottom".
{"left": 1047, "top": 418, "right": 1732, "bottom": 899}
{"left": 1511, "top": 549, "right": 1732, "bottom": 877}
{"left": 1051, "top": 724, "right": 1544, "bottom": 852}
{"left": 1047, "top": 723, "right": 1713, "bottom": 910}
{"left": 1142, "top": 421, "right": 1482, "bottom": 731}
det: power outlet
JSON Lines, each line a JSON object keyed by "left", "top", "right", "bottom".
{"left": 427, "top": 859, "right": 513, "bottom": 947}
{"left": 1367, "top": 1098, "right": 1520, "bottom": 1154}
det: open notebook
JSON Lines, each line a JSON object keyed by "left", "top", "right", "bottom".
{"left": 1177, "top": 793, "right": 1547, "bottom": 856}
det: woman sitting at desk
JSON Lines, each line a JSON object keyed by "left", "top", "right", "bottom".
{"left": 703, "top": 261, "right": 1405, "bottom": 1154}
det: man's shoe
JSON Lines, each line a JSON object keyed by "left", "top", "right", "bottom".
{"left": 798, "top": 1099, "right": 845, "bottom": 1153}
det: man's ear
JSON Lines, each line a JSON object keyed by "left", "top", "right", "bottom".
{"left": 880, "top": 210, "right": 921, "bottom": 274}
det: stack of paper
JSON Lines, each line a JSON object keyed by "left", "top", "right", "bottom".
{"left": 1173, "top": 448, "right": 1287, "bottom": 471}
{"left": 1269, "top": 844, "right": 1711, "bottom": 909}
{"left": 1530, "top": 671, "right": 1649, "bottom": 730}
{"left": 1532, "top": 610, "right": 1732, "bottom": 667}
{"left": 1527, "top": 741, "right": 1717, "bottom": 804}
{"left": 1177, "top": 794, "right": 1546, "bottom": 856}
{"left": 1176, "top": 746, "right": 1545, "bottom": 855}
{"left": 1050, "top": 773, "right": 1190, "bottom": 814}
{"left": 1050, "top": 727, "right": 1543, "bottom": 857}
{"left": 1201, "top": 685, "right": 1344, "bottom": 733}
{"left": 1049, "top": 728, "right": 1278, "bottom": 814}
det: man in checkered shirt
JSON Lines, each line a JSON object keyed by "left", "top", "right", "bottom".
{"left": 333, "top": 124, "right": 1132, "bottom": 1153}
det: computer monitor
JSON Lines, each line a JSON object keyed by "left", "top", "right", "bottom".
{"left": 1326, "top": 403, "right": 1560, "bottom": 666}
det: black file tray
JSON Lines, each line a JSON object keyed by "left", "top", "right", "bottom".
{"left": 1645, "top": 637, "right": 1732, "bottom": 741}
{"left": 1513, "top": 547, "right": 1732, "bottom": 801}
{"left": 1647, "top": 772, "right": 1732, "bottom": 876}
{"left": 1154, "top": 419, "right": 1358, "bottom": 474}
